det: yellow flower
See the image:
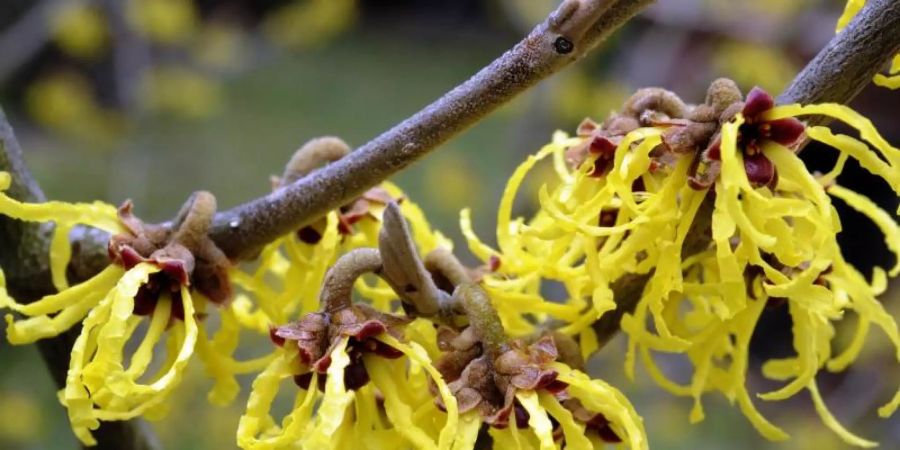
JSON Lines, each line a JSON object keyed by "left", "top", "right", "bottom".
{"left": 515, "top": 363, "right": 646, "bottom": 450}
{"left": 231, "top": 181, "right": 451, "bottom": 329}
{"left": 0, "top": 179, "right": 265, "bottom": 444}
{"left": 238, "top": 332, "right": 459, "bottom": 449}
{"left": 62, "top": 263, "right": 199, "bottom": 445}
{"left": 127, "top": 0, "right": 197, "bottom": 45}
{"left": 262, "top": 0, "right": 357, "bottom": 50}
{"left": 52, "top": 3, "right": 107, "bottom": 59}
{"left": 24, "top": 72, "right": 122, "bottom": 144}
{"left": 462, "top": 82, "right": 900, "bottom": 446}
{"left": 139, "top": 66, "right": 222, "bottom": 119}
{"left": 712, "top": 40, "right": 797, "bottom": 93}
{"left": 640, "top": 103, "right": 898, "bottom": 445}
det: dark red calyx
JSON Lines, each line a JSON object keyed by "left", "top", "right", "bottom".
{"left": 119, "top": 246, "right": 145, "bottom": 269}
{"left": 489, "top": 255, "right": 502, "bottom": 272}
{"left": 705, "top": 137, "right": 722, "bottom": 161}
{"left": 741, "top": 87, "right": 774, "bottom": 120}
{"left": 513, "top": 402, "right": 531, "bottom": 428}
{"left": 345, "top": 320, "right": 387, "bottom": 341}
{"left": 336, "top": 186, "right": 405, "bottom": 236}
{"left": 743, "top": 152, "right": 776, "bottom": 187}
{"left": 268, "top": 326, "right": 286, "bottom": 347}
{"left": 159, "top": 259, "right": 190, "bottom": 286}
{"left": 279, "top": 305, "right": 410, "bottom": 391}
{"left": 589, "top": 136, "right": 618, "bottom": 156}
{"left": 576, "top": 118, "right": 598, "bottom": 136}
{"left": 436, "top": 331, "right": 567, "bottom": 427}
{"left": 765, "top": 117, "right": 805, "bottom": 146}
{"left": 588, "top": 158, "right": 613, "bottom": 178}
{"left": 563, "top": 399, "right": 622, "bottom": 443}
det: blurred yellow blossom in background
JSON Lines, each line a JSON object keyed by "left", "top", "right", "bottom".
{"left": 52, "top": 3, "right": 108, "bottom": 59}
{"left": 139, "top": 66, "right": 222, "bottom": 118}
{"left": 24, "top": 72, "right": 123, "bottom": 144}
{"left": 553, "top": 73, "right": 631, "bottom": 125}
{"left": 128, "top": 0, "right": 198, "bottom": 45}
{"left": 263, "top": 0, "right": 357, "bottom": 50}
{"left": 191, "top": 22, "right": 248, "bottom": 72}
{"left": 422, "top": 153, "right": 482, "bottom": 216}
{"left": 0, "top": 391, "right": 41, "bottom": 442}
{"left": 713, "top": 41, "right": 798, "bottom": 93}
{"left": 703, "top": 0, "right": 814, "bottom": 21}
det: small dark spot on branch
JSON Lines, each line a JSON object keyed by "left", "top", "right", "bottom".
{"left": 554, "top": 36, "right": 574, "bottom": 54}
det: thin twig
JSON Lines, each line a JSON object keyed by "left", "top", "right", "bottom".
{"left": 0, "top": 111, "right": 161, "bottom": 450}
{"left": 208, "top": 0, "right": 655, "bottom": 260}
{"left": 592, "top": 0, "right": 900, "bottom": 347}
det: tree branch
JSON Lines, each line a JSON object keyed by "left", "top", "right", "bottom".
{"left": 64, "top": 0, "right": 660, "bottom": 296}
{"left": 0, "top": 111, "right": 161, "bottom": 450}
{"left": 592, "top": 0, "right": 900, "bottom": 346}
{"left": 1, "top": 2, "right": 656, "bottom": 447}
{"left": 777, "top": 0, "right": 900, "bottom": 109}
{"left": 208, "top": 0, "right": 656, "bottom": 260}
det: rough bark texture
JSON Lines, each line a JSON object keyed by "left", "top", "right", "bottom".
{"left": 778, "top": 0, "right": 900, "bottom": 110}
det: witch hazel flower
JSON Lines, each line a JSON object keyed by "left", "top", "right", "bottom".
{"left": 434, "top": 319, "right": 646, "bottom": 449}
{"left": 240, "top": 200, "right": 649, "bottom": 449}
{"left": 0, "top": 180, "right": 269, "bottom": 445}
{"left": 230, "top": 138, "right": 453, "bottom": 333}
{"left": 237, "top": 247, "right": 461, "bottom": 450}
{"left": 689, "top": 86, "right": 806, "bottom": 190}
{"left": 459, "top": 77, "right": 900, "bottom": 446}
{"left": 423, "top": 254, "right": 647, "bottom": 449}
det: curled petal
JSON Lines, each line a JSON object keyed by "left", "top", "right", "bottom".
{"left": 808, "top": 380, "right": 877, "bottom": 448}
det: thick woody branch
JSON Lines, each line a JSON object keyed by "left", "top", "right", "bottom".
{"left": 0, "top": 112, "right": 160, "bottom": 450}
{"left": 592, "top": 0, "right": 900, "bottom": 346}
{"left": 209, "top": 0, "right": 655, "bottom": 260}
{"left": 777, "top": 0, "right": 900, "bottom": 111}
{"left": 54, "top": 0, "right": 657, "bottom": 271}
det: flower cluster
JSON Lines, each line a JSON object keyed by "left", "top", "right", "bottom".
{"left": 235, "top": 201, "right": 646, "bottom": 449}
{"left": 1, "top": 77, "right": 898, "bottom": 449}
{"left": 462, "top": 79, "right": 900, "bottom": 446}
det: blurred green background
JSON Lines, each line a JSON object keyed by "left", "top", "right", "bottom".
{"left": 0, "top": 0, "right": 897, "bottom": 449}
